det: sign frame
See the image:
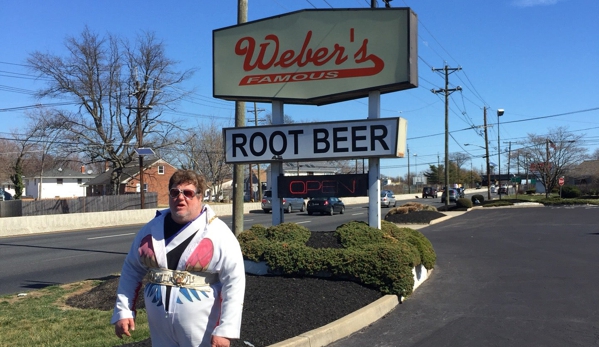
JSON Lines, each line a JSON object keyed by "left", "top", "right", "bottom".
{"left": 223, "top": 117, "right": 407, "bottom": 164}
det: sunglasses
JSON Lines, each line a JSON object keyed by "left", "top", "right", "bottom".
{"left": 169, "top": 188, "right": 198, "bottom": 199}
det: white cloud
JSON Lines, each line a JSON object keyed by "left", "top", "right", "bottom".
{"left": 512, "top": 0, "right": 561, "bottom": 7}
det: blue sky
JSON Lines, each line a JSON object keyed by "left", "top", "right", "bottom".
{"left": 1, "top": 0, "right": 598, "bottom": 179}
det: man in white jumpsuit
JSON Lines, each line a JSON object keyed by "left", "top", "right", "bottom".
{"left": 112, "top": 170, "right": 246, "bottom": 347}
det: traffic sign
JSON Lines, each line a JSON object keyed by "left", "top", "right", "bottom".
{"left": 558, "top": 177, "right": 565, "bottom": 186}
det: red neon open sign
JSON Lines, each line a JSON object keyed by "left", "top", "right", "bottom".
{"left": 277, "top": 174, "right": 368, "bottom": 198}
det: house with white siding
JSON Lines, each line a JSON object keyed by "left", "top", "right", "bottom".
{"left": 24, "top": 167, "right": 93, "bottom": 199}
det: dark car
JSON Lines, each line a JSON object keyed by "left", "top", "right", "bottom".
{"left": 498, "top": 186, "right": 508, "bottom": 195}
{"left": 441, "top": 189, "right": 458, "bottom": 203}
{"left": 307, "top": 197, "right": 345, "bottom": 215}
{"left": 457, "top": 187, "right": 465, "bottom": 198}
{"left": 422, "top": 187, "right": 438, "bottom": 198}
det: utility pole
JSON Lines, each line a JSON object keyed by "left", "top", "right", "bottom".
{"left": 233, "top": 0, "right": 248, "bottom": 236}
{"left": 507, "top": 141, "right": 511, "bottom": 193}
{"left": 407, "top": 147, "right": 410, "bottom": 194}
{"left": 437, "top": 153, "right": 440, "bottom": 186}
{"left": 545, "top": 139, "right": 550, "bottom": 198}
{"left": 432, "top": 65, "right": 461, "bottom": 208}
{"left": 483, "top": 107, "right": 491, "bottom": 200}
{"left": 127, "top": 71, "right": 153, "bottom": 209}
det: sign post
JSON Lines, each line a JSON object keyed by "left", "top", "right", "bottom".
{"left": 559, "top": 176, "right": 565, "bottom": 198}
{"left": 213, "top": 8, "right": 418, "bottom": 228}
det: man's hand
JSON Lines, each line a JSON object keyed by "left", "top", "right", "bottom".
{"left": 115, "top": 318, "right": 135, "bottom": 339}
{"left": 211, "top": 335, "right": 231, "bottom": 347}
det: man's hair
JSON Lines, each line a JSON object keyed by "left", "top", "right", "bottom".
{"left": 169, "top": 170, "right": 207, "bottom": 194}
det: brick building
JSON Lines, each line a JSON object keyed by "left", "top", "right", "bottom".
{"left": 85, "top": 159, "right": 178, "bottom": 206}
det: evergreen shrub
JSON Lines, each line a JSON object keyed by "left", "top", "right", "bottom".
{"left": 238, "top": 220, "right": 437, "bottom": 297}
{"left": 456, "top": 198, "right": 473, "bottom": 208}
{"left": 561, "top": 185, "right": 581, "bottom": 198}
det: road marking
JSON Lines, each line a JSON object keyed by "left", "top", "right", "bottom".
{"left": 88, "top": 233, "right": 136, "bottom": 240}
{"left": 352, "top": 212, "right": 365, "bottom": 216}
{"left": 296, "top": 221, "right": 311, "bottom": 224}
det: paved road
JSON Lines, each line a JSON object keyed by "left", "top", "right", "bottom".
{"left": 328, "top": 205, "right": 599, "bottom": 347}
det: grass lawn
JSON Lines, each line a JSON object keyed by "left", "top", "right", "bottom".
{"left": 0, "top": 281, "right": 150, "bottom": 347}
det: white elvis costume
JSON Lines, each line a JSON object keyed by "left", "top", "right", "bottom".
{"left": 111, "top": 205, "right": 246, "bottom": 347}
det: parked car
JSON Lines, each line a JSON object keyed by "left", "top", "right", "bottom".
{"left": 457, "top": 187, "right": 465, "bottom": 198}
{"left": 498, "top": 186, "right": 508, "bottom": 195}
{"left": 307, "top": 197, "right": 345, "bottom": 215}
{"left": 261, "top": 190, "right": 305, "bottom": 213}
{"left": 441, "top": 189, "right": 458, "bottom": 203}
{"left": 422, "top": 187, "right": 438, "bottom": 198}
{"left": 380, "top": 192, "right": 396, "bottom": 208}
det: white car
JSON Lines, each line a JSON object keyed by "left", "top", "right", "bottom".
{"left": 380, "top": 192, "right": 397, "bottom": 208}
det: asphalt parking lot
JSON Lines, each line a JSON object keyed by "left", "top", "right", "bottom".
{"left": 328, "top": 205, "right": 599, "bottom": 347}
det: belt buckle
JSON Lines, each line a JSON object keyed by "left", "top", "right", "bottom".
{"left": 172, "top": 271, "right": 188, "bottom": 286}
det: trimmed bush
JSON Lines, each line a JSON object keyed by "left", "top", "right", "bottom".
{"left": 561, "top": 185, "right": 582, "bottom": 198}
{"left": 238, "top": 221, "right": 437, "bottom": 297}
{"left": 471, "top": 194, "right": 485, "bottom": 205}
{"left": 456, "top": 198, "right": 473, "bottom": 208}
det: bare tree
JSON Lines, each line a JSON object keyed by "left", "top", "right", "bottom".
{"left": 519, "top": 126, "right": 587, "bottom": 197}
{"left": 0, "top": 139, "right": 18, "bottom": 183}
{"left": 27, "top": 27, "right": 194, "bottom": 194}
{"left": 263, "top": 113, "right": 295, "bottom": 125}
{"left": 590, "top": 148, "right": 599, "bottom": 160}
{"left": 449, "top": 152, "right": 471, "bottom": 184}
{"left": 7, "top": 131, "right": 38, "bottom": 199}
{"left": 24, "top": 108, "right": 76, "bottom": 198}
{"left": 176, "top": 120, "right": 233, "bottom": 200}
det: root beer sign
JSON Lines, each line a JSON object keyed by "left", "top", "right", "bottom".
{"left": 223, "top": 118, "right": 407, "bottom": 163}
{"left": 213, "top": 8, "right": 418, "bottom": 105}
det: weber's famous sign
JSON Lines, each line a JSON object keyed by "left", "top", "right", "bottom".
{"left": 213, "top": 8, "right": 418, "bottom": 105}
{"left": 223, "top": 117, "right": 407, "bottom": 163}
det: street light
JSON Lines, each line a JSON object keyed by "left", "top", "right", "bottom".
{"left": 497, "top": 109, "right": 504, "bottom": 199}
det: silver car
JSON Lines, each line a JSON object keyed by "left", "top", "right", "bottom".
{"left": 261, "top": 190, "right": 306, "bottom": 213}
{"left": 380, "top": 192, "right": 396, "bottom": 208}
